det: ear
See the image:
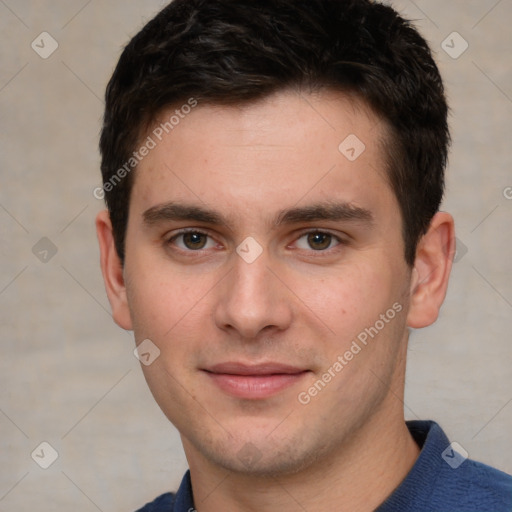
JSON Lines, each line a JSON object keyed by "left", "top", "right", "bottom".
{"left": 95, "top": 210, "right": 133, "bottom": 330}
{"left": 407, "top": 212, "right": 455, "bottom": 329}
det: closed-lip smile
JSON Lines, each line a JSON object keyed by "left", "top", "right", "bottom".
{"left": 202, "top": 362, "right": 310, "bottom": 399}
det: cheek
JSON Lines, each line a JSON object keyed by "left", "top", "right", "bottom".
{"left": 127, "top": 268, "right": 211, "bottom": 421}
{"left": 294, "top": 263, "right": 394, "bottom": 333}
{"left": 125, "top": 266, "right": 184, "bottom": 340}
{"left": 124, "top": 242, "right": 217, "bottom": 339}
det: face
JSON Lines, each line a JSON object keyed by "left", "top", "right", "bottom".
{"left": 118, "top": 90, "right": 415, "bottom": 475}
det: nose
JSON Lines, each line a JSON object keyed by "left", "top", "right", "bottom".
{"left": 213, "top": 249, "right": 293, "bottom": 339}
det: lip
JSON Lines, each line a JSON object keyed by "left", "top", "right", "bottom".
{"left": 202, "top": 362, "right": 309, "bottom": 399}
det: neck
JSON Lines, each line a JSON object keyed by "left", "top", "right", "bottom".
{"left": 185, "top": 406, "right": 420, "bottom": 512}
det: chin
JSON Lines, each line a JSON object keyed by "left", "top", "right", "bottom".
{"left": 192, "top": 427, "right": 328, "bottom": 478}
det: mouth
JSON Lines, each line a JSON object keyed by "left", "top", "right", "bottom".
{"left": 202, "top": 362, "right": 310, "bottom": 399}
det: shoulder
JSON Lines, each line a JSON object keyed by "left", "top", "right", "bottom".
{"left": 135, "top": 492, "right": 175, "bottom": 511}
{"left": 380, "top": 421, "right": 512, "bottom": 512}
{"left": 431, "top": 458, "right": 512, "bottom": 511}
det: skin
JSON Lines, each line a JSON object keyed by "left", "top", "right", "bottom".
{"left": 96, "top": 89, "right": 455, "bottom": 512}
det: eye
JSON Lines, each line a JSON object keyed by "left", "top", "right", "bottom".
{"left": 168, "top": 230, "right": 217, "bottom": 251}
{"left": 295, "top": 231, "right": 341, "bottom": 251}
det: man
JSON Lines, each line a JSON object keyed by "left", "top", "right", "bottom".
{"left": 96, "top": 0, "right": 512, "bottom": 510}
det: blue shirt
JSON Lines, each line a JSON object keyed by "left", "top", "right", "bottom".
{"left": 136, "top": 420, "right": 512, "bottom": 511}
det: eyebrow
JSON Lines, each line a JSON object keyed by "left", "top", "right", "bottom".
{"left": 275, "top": 202, "right": 373, "bottom": 226}
{"left": 142, "top": 201, "right": 373, "bottom": 228}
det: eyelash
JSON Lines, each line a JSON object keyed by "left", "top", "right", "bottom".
{"left": 166, "top": 228, "right": 346, "bottom": 255}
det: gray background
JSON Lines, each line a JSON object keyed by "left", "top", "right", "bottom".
{"left": 1, "top": 1, "right": 511, "bottom": 510}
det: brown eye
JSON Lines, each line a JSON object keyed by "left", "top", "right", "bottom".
{"left": 182, "top": 232, "right": 208, "bottom": 250}
{"left": 169, "top": 231, "right": 215, "bottom": 251}
{"left": 293, "top": 231, "right": 343, "bottom": 252}
{"left": 306, "top": 232, "right": 333, "bottom": 250}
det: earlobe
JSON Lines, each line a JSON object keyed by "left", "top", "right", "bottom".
{"left": 95, "top": 210, "right": 133, "bottom": 330}
{"left": 406, "top": 212, "right": 455, "bottom": 329}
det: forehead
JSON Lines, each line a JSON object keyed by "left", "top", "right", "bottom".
{"left": 130, "top": 89, "right": 396, "bottom": 224}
